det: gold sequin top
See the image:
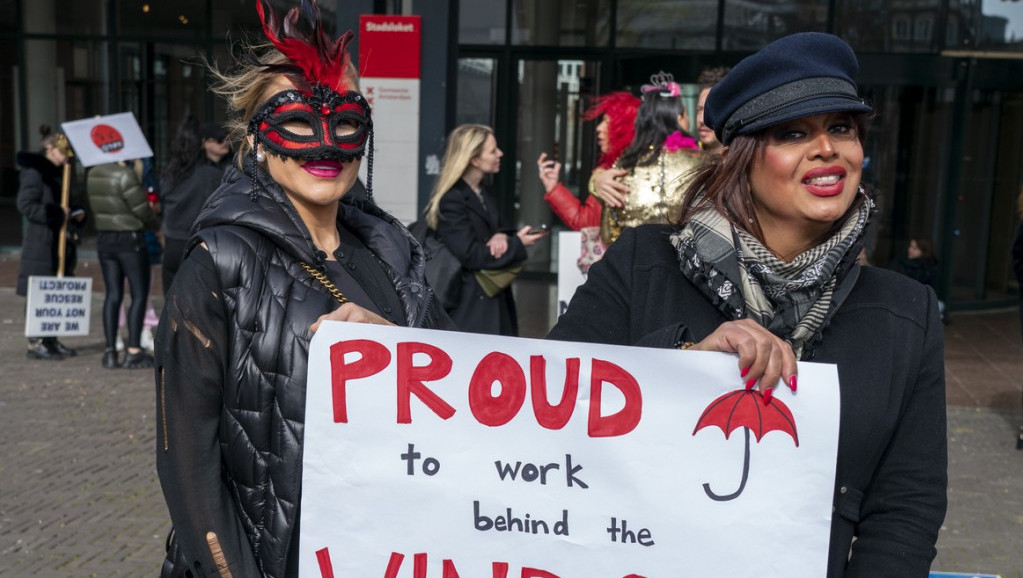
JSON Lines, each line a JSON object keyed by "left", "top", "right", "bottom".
{"left": 600, "top": 148, "right": 706, "bottom": 245}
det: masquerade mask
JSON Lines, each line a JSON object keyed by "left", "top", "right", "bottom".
{"left": 249, "top": 84, "right": 371, "bottom": 163}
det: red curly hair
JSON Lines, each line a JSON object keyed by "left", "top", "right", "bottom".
{"left": 583, "top": 91, "right": 640, "bottom": 169}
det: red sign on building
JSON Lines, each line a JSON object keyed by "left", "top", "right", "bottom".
{"left": 359, "top": 15, "right": 421, "bottom": 79}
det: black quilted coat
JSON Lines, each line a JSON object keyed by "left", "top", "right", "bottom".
{"left": 156, "top": 160, "right": 440, "bottom": 577}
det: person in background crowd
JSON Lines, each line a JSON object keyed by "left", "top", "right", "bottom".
{"left": 114, "top": 158, "right": 162, "bottom": 352}
{"left": 537, "top": 91, "right": 641, "bottom": 230}
{"left": 155, "top": 1, "right": 441, "bottom": 575}
{"left": 549, "top": 32, "right": 947, "bottom": 577}
{"left": 425, "top": 124, "right": 547, "bottom": 335}
{"left": 87, "top": 159, "right": 161, "bottom": 369}
{"left": 1011, "top": 188, "right": 1023, "bottom": 449}
{"left": 695, "top": 66, "right": 730, "bottom": 153}
{"left": 159, "top": 116, "right": 232, "bottom": 293}
{"left": 888, "top": 237, "right": 938, "bottom": 289}
{"left": 16, "top": 125, "right": 85, "bottom": 360}
{"left": 598, "top": 70, "right": 704, "bottom": 246}
{"left": 889, "top": 236, "right": 946, "bottom": 323}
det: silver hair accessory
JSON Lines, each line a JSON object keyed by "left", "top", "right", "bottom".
{"left": 641, "top": 71, "right": 681, "bottom": 98}
{"left": 255, "top": 149, "right": 266, "bottom": 163}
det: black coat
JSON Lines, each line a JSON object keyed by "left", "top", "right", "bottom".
{"left": 888, "top": 255, "right": 939, "bottom": 291}
{"left": 15, "top": 152, "right": 80, "bottom": 295}
{"left": 435, "top": 179, "right": 527, "bottom": 336}
{"left": 1011, "top": 221, "right": 1023, "bottom": 287}
{"left": 159, "top": 157, "right": 227, "bottom": 240}
{"left": 156, "top": 161, "right": 441, "bottom": 578}
{"left": 548, "top": 225, "right": 947, "bottom": 578}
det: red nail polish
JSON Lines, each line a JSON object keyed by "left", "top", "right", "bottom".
{"left": 741, "top": 366, "right": 751, "bottom": 378}
{"left": 762, "top": 387, "right": 774, "bottom": 405}
{"left": 745, "top": 377, "right": 756, "bottom": 391}
{"left": 789, "top": 375, "right": 798, "bottom": 392}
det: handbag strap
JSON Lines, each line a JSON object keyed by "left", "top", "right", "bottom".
{"left": 299, "top": 262, "right": 349, "bottom": 305}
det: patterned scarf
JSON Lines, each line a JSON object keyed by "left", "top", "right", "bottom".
{"left": 669, "top": 192, "right": 873, "bottom": 358}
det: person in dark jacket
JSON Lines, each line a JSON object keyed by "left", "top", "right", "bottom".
{"left": 16, "top": 125, "right": 85, "bottom": 360}
{"left": 158, "top": 116, "right": 232, "bottom": 293}
{"left": 548, "top": 33, "right": 946, "bottom": 577}
{"left": 87, "top": 160, "right": 161, "bottom": 369}
{"left": 889, "top": 237, "right": 939, "bottom": 289}
{"left": 154, "top": 2, "right": 441, "bottom": 576}
{"left": 889, "top": 236, "right": 947, "bottom": 323}
{"left": 423, "top": 124, "right": 547, "bottom": 335}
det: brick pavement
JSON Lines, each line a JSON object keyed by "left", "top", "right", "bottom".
{"left": 0, "top": 253, "right": 1022, "bottom": 576}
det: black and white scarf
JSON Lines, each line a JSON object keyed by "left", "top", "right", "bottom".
{"left": 669, "top": 193, "right": 873, "bottom": 358}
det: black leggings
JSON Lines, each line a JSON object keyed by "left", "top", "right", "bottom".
{"left": 99, "top": 236, "right": 151, "bottom": 350}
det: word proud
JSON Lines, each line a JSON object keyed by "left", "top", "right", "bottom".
{"left": 329, "top": 340, "right": 643, "bottom": 437}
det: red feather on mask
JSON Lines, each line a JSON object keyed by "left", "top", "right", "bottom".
{"left": 256, "top": 0, "right": 354, "bottom": 94}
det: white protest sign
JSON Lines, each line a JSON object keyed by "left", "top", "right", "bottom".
{"left": 24, "top": 276, "right": 92, "bottom": 337}
{"left": 61, "top": 112, "right": 153, "bottom": 168}
{"left": 301, "top": 323, "right": 840, "bottom": 578}
{"left": 556, "top": 231, "right": 585, "bottom": 317}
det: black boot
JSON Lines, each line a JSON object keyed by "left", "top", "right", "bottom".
{"left": 122, "top": 350, "right": 155, "bottom": 369}
{"left": 27, "top": 339, "right": 64, "bottom": 361}
{"left": 102, "top": 348, "right": 119, "bottom": 369}
{"left": 51, "top": 339, "right": 77, "bottom": 357}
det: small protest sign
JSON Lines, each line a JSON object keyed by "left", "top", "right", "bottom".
{"left": 25, "top": 276, "right": 92, "bottom": 337}
{"left": 556, "top": 231, "right": 585, "bottom": 316}
{"left": 61, "top": 112, "right": 153, "bottom": 168}
{"left": 300, "top": 323, "right": 841, "bottom": 577}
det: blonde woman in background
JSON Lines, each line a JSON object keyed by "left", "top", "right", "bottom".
{"left": 425, "top": 124, "right": 547, "bottom": 335}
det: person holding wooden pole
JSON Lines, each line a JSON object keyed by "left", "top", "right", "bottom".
{"left": 16, "top": 126, "right": 85, "bottom": 360}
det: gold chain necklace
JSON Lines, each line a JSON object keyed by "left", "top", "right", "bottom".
{"left": 299, "top": 262, "right": 349, "bottom": 305}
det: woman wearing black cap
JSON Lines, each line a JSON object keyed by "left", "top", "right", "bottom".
{"left": 549, "top": 32, "right": 945, "bottom": 577}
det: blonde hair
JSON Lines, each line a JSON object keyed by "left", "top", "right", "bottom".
{"left": 425, "top": 124, "right": 493, "bottom": 229}
{"left": 205, "top": 42, "right": 360, "bottom": 167}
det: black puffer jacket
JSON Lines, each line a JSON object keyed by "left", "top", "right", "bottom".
{"left": 156, "top": 160, "right": 439, "bottom": 578}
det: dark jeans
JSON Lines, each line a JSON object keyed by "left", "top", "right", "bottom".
{"left": 98, "top": 231, "right": 151, "bottom": 350}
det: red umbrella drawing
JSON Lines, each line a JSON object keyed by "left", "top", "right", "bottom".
{"left": 692, "top": 388, "right": 799, "bottom": 501}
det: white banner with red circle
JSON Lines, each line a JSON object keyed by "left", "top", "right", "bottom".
{"left": 61, "top": 112, "right": 153, "bottom": 168}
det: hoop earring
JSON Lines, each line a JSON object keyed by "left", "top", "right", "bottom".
{"left": 255, "top": 148, "right": 266, "bottom": 163}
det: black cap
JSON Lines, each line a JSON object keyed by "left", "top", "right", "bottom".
{"left": 198, "top": 122, "right": 227, "bottom": 141}
{"left": 705, "top": 32, "right": 872, "bottom": 146}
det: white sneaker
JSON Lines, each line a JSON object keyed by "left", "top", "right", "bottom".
{"left": 140, "top": 328, "right": 155, "bottom": 352}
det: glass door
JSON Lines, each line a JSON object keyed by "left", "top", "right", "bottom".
{"left": 513, "top": 58, "right": 602, "bottom": 274}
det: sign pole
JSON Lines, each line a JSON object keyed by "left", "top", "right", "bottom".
{"left": 54, "top": 134, "right": 74, "bottom": 278}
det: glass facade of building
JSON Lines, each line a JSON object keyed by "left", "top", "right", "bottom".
{"left": 4, "top": 0, "right": 1023, "bottom": 309}
{"left": 458, "top": 0, "right": 1023, "bottom": 309}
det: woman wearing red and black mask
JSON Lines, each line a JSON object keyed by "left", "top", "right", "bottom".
{"left": 154, "top": 2, "right": 441, "bottom": 576}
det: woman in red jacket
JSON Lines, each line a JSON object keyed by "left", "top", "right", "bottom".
{"left": 537, "top": 91, "right": 639, "bottom": 230}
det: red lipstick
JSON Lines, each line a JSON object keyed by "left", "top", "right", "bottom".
{"left": 801, "top": 166, "right": 846, "bottom": 197}
{"left": 302, "top": 160, "right": 344, "bottom": 179}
